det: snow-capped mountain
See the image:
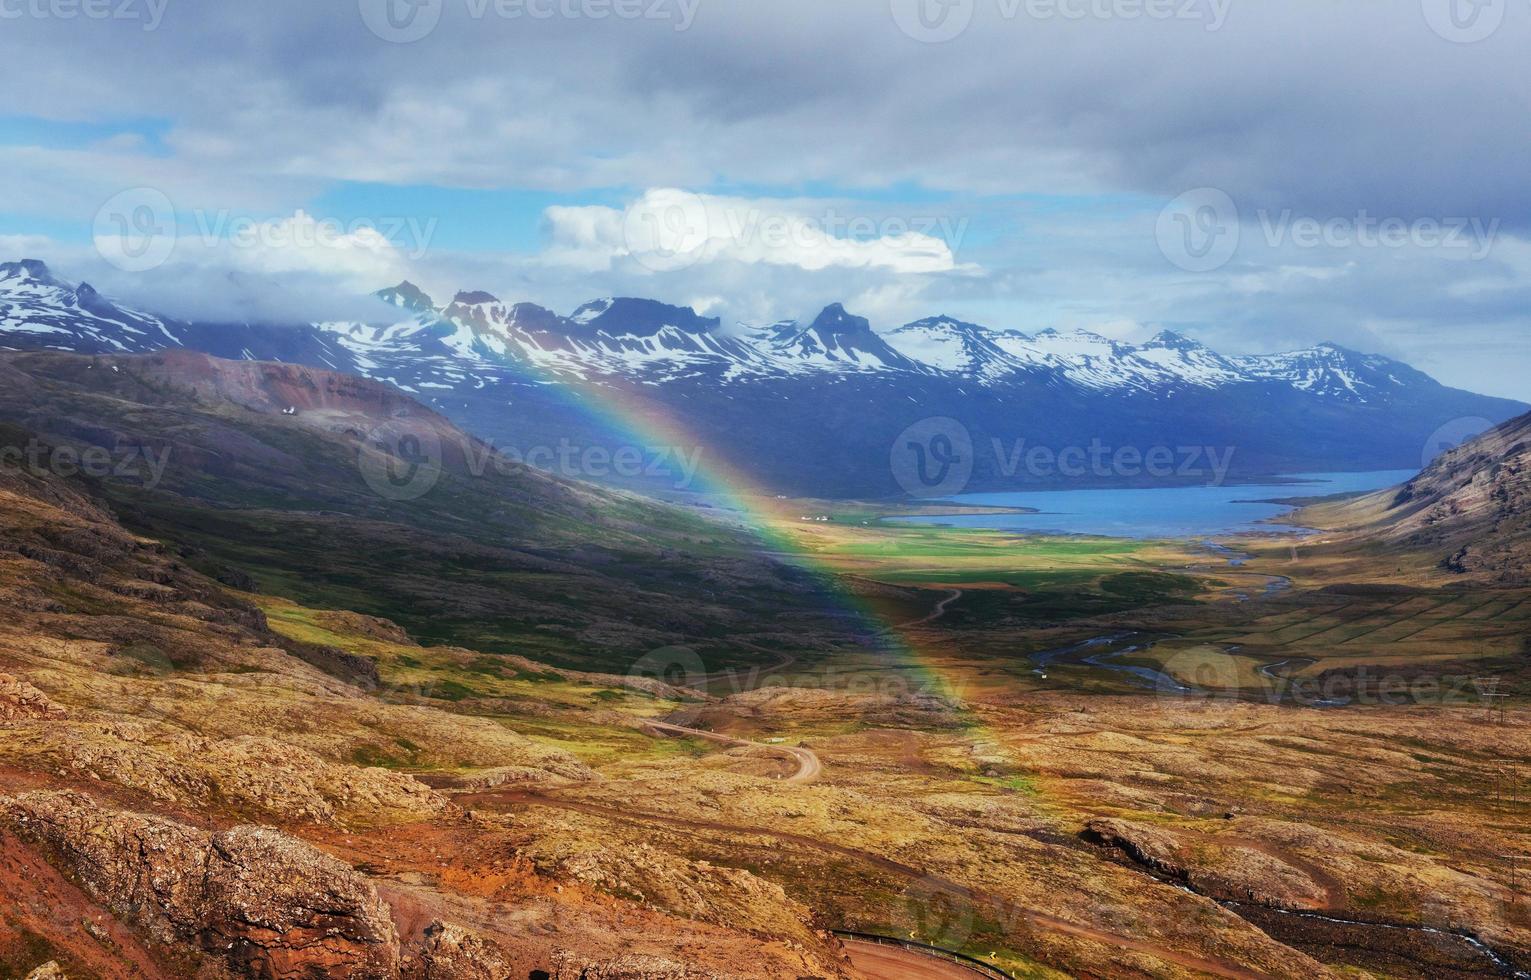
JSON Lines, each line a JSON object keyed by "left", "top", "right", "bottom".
{"left": 2, "top": 259, "right": 1524, "bottom": 496}
{"left": 0, "top": 259, "right": 182, "bottom": 352}
{"left": 1231, "top": 343, "right": 1437, "bottom": 402}
{"left": 758, "top": 303, "right": 920, "bottom": 373}
{"left": 884, "top": 316, "right": 1015, "bottom": 379}
{"left": 0, "top": 259, "right": 1444, "bottom": 406}
{"left": 304, "top": 279, "right": 1463, "bottom": 407}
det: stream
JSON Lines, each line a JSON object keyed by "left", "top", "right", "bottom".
{"left": 1224, "top": 903, "right": 1530, "bottom": 978}
{"left": 1023, "top": 544, "right": 1353, "bottom": 701}
{"left": 1095, "top": 842, "right": 1529, "bottom": 977}
{"left": 1041, "top": 547, "right": 1530, "bottom": 974}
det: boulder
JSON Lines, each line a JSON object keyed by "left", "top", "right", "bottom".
{"left": 0, "top": 674, "right": 67, "bottom": 721}
{"left": 2, "top": 790, "right": 400, "bottom": 978}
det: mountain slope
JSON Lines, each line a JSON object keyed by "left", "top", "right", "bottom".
{"left": 1308, "top": 410, "right": 1531, "bottom": 581}
{"left": 0, "top": 349, "right": 858, "bottom": 670}
{"left": 4, "top": 259, "right": 1524, "bottom": 496}
{"left": 0, "top": 410, "right": 854, "bottom": 979}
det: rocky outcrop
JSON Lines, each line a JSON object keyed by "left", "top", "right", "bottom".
{"left": 9, "top": 727, "right": 453, "bottom": 827}
{"left": 1084, "top": 816, "right": 1331, "bottom": 910}
{"left": 2, "top": 791, "right": 400, "bottom": 978}
{"left": 414, "top": 920, "right": 513, "bottom": 979}
{"left": 0, "top": 673, "right": 67, "bottom": 721}
{"left": 314, "top": 610, "right": 419, "bottom": 646}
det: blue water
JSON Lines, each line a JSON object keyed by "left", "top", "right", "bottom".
{"left": 891, "top": 470, "right": 1417, "bottom": 539}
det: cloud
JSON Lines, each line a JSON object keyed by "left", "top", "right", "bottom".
{"left": 543, "top": 189, "right": 975, "bottom": 276}
{"left": 1, "top": 1, "right": 1529, "bottom": 397}
{"left": 198, "top": 209, "right": 419, "bottom": 288}
{"left": 5, "top": 3, "right": 1526, "bottom": 222}
{"left": 33, "top": 210, "right": 421, "bottom": 324}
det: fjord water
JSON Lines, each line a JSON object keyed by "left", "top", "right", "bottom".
{"left": 896, "top": 470, "right": 1419, "bottom": 539}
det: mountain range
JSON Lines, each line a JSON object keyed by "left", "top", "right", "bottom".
{"left": 4, "top": 259, "right": 1524, "bottom": 496}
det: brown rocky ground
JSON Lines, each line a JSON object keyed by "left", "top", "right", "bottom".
{"left": 0, "top": 460, "right": 851, "bottom": 979}
{"left": 3, "top": 398, "right": 1530, "bottom": 979}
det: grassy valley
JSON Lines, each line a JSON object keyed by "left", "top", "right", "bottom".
{"left": 1, "top": 352, "right": 1528, "bottom": 979}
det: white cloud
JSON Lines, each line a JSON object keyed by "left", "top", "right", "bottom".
{"left": 544, "top": 188, "right": 977, "bottom": 277}
{"left": 204, "top": 210, "right": 419, "bottom": 289}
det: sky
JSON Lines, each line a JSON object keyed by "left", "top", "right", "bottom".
{"left": 0, "top": 0, "right": 1528, "bottom": 398}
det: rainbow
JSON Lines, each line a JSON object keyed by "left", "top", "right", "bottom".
{"left": 466, "top": 356, "right": 978, "bottom": 707}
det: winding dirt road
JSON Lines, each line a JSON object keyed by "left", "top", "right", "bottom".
{"left": 641, "top": 720, "right": 822, "bottom": 784}
{"left": 900, "top": 588, "right": 964, "bottom": 628}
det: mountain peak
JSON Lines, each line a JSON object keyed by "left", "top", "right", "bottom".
{"left": 905, "top": 314, "right": 981, "bottom": 331}
{"left": 808, "top": 303, "right": 873, "bottom": 338}
{"left": 451, "top": 290, "right": 501, "bottom": 306}
{"left": 504, "top": 302, "right": 565, "bottom": 333}
{"left": 570, "top": 297, "right": 720, "bottom": 335}
{"left": 1144, "top": 329, "right": 1207, "bottom": 351}
{"left": 377, "top": 280, "right": 437, "bottom": 313}
{"left": 0, "top": 259, "right": 59, "bottom": 286}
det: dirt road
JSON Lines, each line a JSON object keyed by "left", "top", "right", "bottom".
{"left": 641, "top": 720, "right": 822, "bottom": 783}
{"left": 843, "top": 939, "right": 995, "bottom": 979}
{"left": 900, "top": 588, "right": 964, "bottom": 628}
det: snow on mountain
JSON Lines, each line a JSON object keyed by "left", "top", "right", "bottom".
{"left": 0, "top": 259, "right": 1457, "bottom": 407}
{"left": 4, "top": 259, "right": 1522, "bottom": 497}
{"left": 1233, "top": 344, "right": 1432, "bottom": 403}
{"left": 884, "top": 315, "right": 1014, "bottom": 378}
{"left": 761, "top": 304, "right": 919, "bottom": 373}
{"left": 0, "top": 260, "right": 179, "bottom": 353}
{"left": 1134, "top": 330, "right": 1245, "bottom": 387}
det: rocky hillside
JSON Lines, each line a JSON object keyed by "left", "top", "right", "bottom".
{"left": 0, "top": 350, "right": 859, "bottom": 673}
{"left": 0, "top": 435, "right": 853, "bottom": 979}
{"left": 1307, "top": 410, "right": 1531, "bottom": 581}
